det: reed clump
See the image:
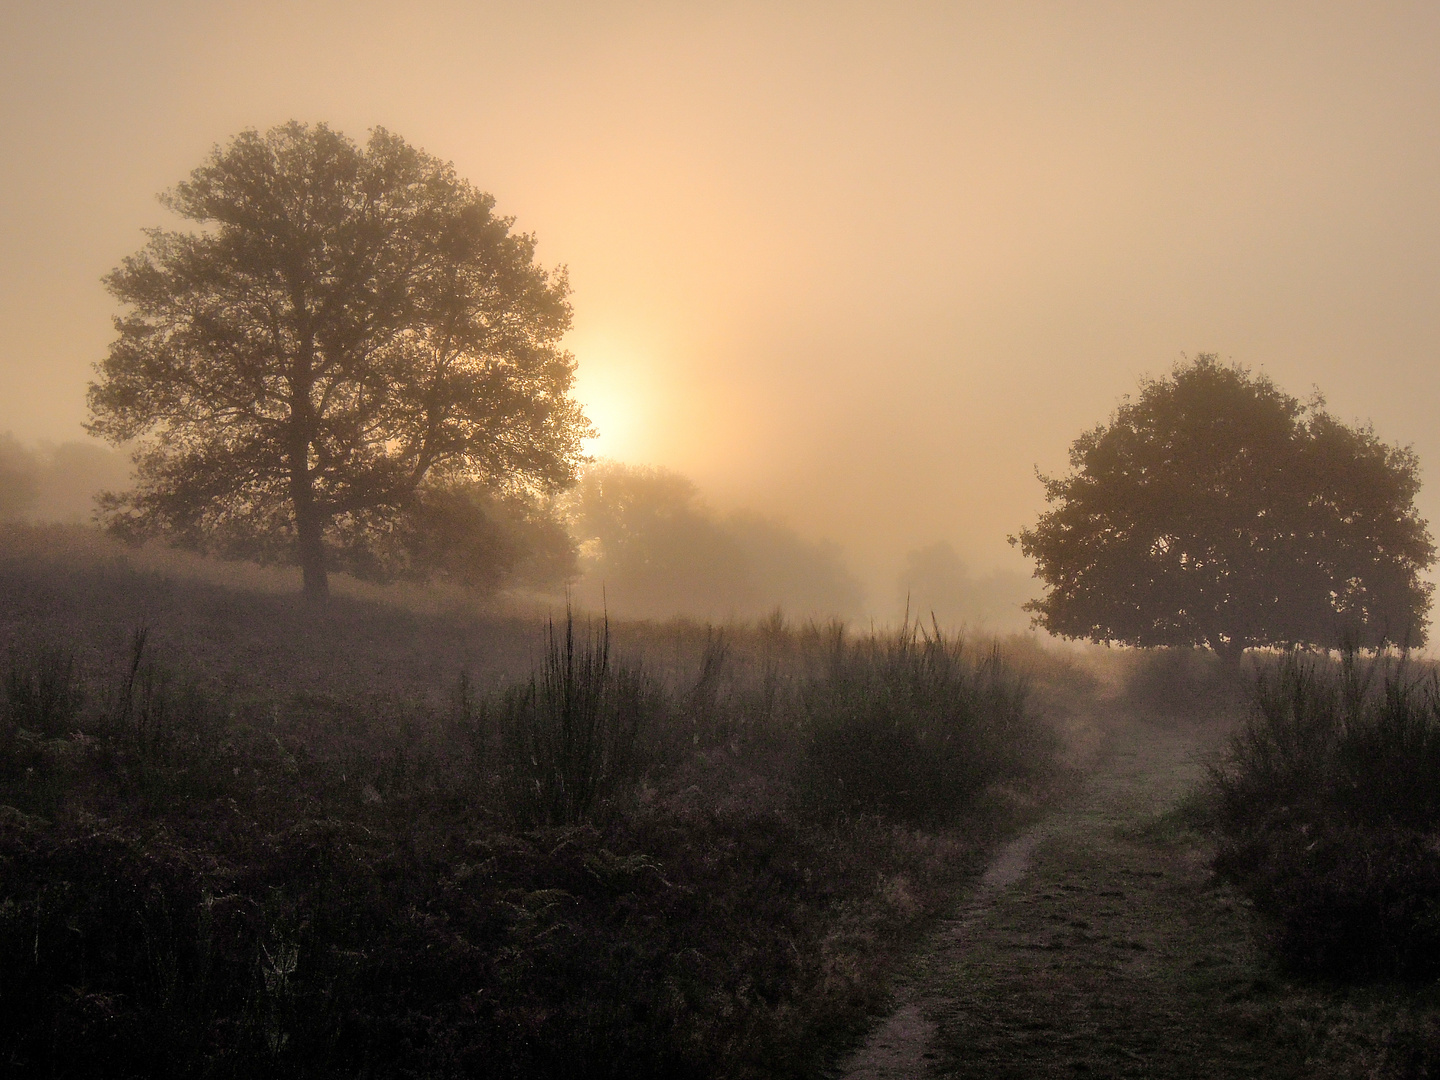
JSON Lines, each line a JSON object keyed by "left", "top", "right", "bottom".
{"left": 494, "top": 611, "right": 657, "bottom": 826}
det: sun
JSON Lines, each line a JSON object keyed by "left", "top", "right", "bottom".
{"left": 570, "top": 337, "right": 651, "bottom": 463}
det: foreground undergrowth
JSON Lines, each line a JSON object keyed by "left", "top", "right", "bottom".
{"left": 0, "top": 542, "right": 1068, "bottom": 1078}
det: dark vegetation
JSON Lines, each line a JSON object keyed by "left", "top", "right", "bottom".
{"left": 1112, "top": 645, "right": 1248, "bottom": 723}
{"left": 1018, "top": 354, "right": 1435, "bottom": 654}
{"left": 0, "top": 524, "right": 1065, "bottom": 1078}
{"left": 87, "top": 122, "right": 590, "bottom": 601}
{"left": 1207, "top": 651, "right": 1440, "bottom": 981}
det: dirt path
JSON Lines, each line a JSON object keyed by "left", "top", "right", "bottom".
{"left": 839, "top": 718, "right": 1306, "bottom": 1079}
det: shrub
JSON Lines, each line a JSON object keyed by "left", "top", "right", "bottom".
{"left": 798, "top": 619, "right": 1054, "bottom": 825}
{"left": 1218, "top": 825, "right": 1440, "bottom": 979}
{"left": 1209, "top": 651, "right": 1440, "bottom": 978}
{"left": 496, "top": 611, "right": 658, "bottom": 826}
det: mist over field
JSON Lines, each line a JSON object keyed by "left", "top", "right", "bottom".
{"left": 0, "top": 435, "right": 130, "bottom": 525}
{"left": 5, "top": 1, "right": 1440, "bottom": 633}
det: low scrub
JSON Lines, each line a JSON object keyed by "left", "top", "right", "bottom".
{"left": 0, "top": 601, "right": 1062, "bottom": 1078}
{"left": 1208, "top": 652, "right": 1440, "bottom": 979}
{"left": 1115, "top": 645, "right": 1248, "bottom": 722}
{"left": 797, "top": 618, "right": 1057, "bottom": 825}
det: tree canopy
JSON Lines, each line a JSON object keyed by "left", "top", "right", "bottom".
{"left": 88, "top": 122, "right": 590, "bottom": 599}
{"left": 1014, "top": 355, "right": 1435, "bottom": 653}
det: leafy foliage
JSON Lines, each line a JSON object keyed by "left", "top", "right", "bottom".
{"left": 88, "top": 122, "right": 590, "bottom": 598}
{"left": 1016, "top": 354, "right": 1435, "bottom": 651}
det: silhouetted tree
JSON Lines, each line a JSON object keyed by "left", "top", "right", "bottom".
{"left": 88, "top": 122, "right": 589, "bottom": 601}
{"left": 1014, "top": 355, "right": 1434, "bottom": 655}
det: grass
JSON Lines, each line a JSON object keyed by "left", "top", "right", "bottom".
{"left": 1204, "top": 650, "right": 1440, "bottom": 980}
{"left": 920, "top": 715, "right": 1440, "bottom": 1079}
{"left": 797, "top": 617, "right": 1057, "bottom": 825}
{"left": 493, "top": 612, "right": 654, "bottom": 826}
{"left": 0, "top": 523, "right": 1070, "bottom": 1079}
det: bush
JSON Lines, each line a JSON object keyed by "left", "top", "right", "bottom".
{"left": 5, "top": 640, "right": 83, "bottom": 737}
{"left": 495, "top": 611, "right": 658, "bottom": 826}
{"left": 798, "top": 619, "right": 1055, "bottom": 825}
{"left": 1209, "top": 651, "right": 1440, "bottom": 978}
{"left": 1218, "top": 825, "right": 1440, "bottom": 979}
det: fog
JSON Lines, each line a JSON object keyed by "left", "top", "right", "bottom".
{"left": 0, "top": 434, "right": 130, "bottom": 525}
{"left": 4, "top": 2, "right": 1440, "bottom": 625}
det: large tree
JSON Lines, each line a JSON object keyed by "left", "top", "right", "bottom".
{"left": 1015, "top": 355, "right": 1435, "bottom": 654}
{"left": 88, "top": 122, "right": 590, "bottom": 600}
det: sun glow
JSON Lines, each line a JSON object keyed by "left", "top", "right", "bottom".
{"left": 571, "top": 337, "right": 653, "bottom": 463}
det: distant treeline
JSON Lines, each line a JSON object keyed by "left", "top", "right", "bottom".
{"left": 0, "top": 437, "right": 1034, "bottom": 628}
{"left": 0, "top": 434, "right": 131, "bottom": 525}
{"left": 566, "top": 464, "right": 1035, "bottom": 629}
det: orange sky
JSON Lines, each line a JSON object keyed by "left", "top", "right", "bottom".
{"left": 4, "top": 1, "right": 1440, "bottom": 607}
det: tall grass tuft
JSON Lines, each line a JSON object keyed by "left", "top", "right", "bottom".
{"left": 497, "top": 610, "right": 656, "bottom": 826}
{"left": 1209, "top": 650, "right": 1440, "bottom": 977}
{"left": 798, "top": 616, "right": 1054, "bottom": 826}
{"left": 4, "top": 641, "right": 83, "bottom": 737}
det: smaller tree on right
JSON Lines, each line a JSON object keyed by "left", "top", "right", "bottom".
{"left": 1015, "top": 354, "right": 1436, "bottom": 655}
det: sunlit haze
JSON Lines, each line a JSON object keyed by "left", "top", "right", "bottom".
{"left": 5, "top": 1, "right": 1440, "bottom": 619}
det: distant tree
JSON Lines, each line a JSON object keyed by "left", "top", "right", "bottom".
{"left": 0, "top": 434, "right": 39, "bottom": 522}
{"left": 566, "top": 462, "right": 864, "bottom": 620}
{"left": 897, "top": 541, "right": 1033, "bottom": 632}
{"left": 88, "top": 122, "right": 590, "bottom": 601}
{"left": 1014, "top": 355, "right": 1435, "bottom": 655}
{"left": 27, "top": 442, "right": 133, "bottom": 524}
{"left": 348, "top": 482, "right": 577, "bottom": 592}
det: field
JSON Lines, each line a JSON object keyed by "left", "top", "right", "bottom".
{"left": 0, "top": 524, "right": 1072, "bottom": 1078}
{"left": 5, "top": 524, "right": 1440, "bottom": 1079}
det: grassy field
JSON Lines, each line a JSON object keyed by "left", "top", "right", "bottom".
{"left": 8, "top": 524, "right": 1440, "bottom": 1078}
{"left": 0, "top": 524, "right": 1076, "bottom": 1079}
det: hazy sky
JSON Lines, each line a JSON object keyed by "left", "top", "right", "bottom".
{"left": 4, "top": 1, "right": 1439, "bottom": 606}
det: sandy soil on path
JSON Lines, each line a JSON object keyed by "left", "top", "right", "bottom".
{"left": 838, "top": 717, "right": 1307, "bottom": 1079}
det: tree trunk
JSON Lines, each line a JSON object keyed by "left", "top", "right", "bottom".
{"left": 296, "top": 497, "right": 328, "bottom": 604}
{"left": 289, "top": 324, "right": 327, "bottom": 604}
{"left": 1213, "top": 637, "right": 1247, "bottom": 673}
